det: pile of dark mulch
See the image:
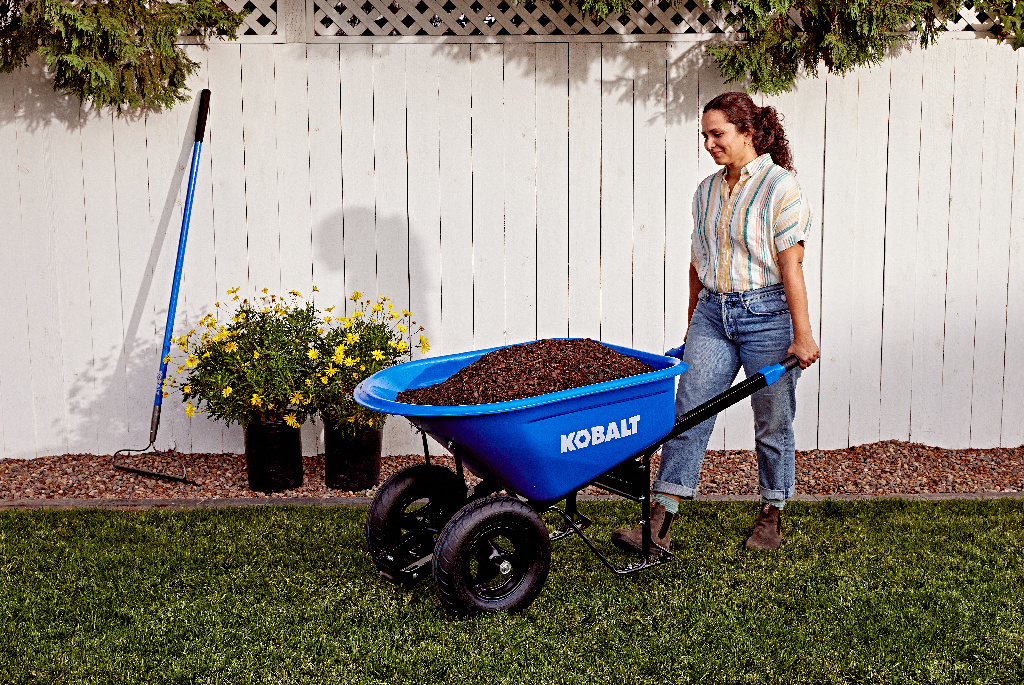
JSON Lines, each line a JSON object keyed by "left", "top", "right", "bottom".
{"left": 397, "top": 338, "right": 654, "bottom": 406}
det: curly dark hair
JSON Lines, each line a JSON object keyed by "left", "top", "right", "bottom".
{"left": 703, "top": 92, "right": 794, "bottom": 173}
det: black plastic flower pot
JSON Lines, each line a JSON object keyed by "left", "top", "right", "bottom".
{"left": 324, "top": 425, "right": 382, "bottom": 491}
{"left": 244, "top": 419, "right": 303, "bottom": 493}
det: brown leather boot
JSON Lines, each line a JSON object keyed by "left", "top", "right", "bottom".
{"left": 611, "top": 502, "right": 673, "bottom": 555}
{"left": 744, "top": 503, "right": 782, "bottom": 550}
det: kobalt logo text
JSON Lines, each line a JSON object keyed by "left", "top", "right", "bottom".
{"left": 561, "top": 415, "right": 640, "bottom": 453}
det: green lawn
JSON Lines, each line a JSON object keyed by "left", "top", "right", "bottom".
{"left": 1, "top": 499, "right": 1022, "bottom": 684}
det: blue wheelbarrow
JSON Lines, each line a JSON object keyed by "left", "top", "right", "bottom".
{"left": 354, "top": 340, "right": 799, "bottom": 616}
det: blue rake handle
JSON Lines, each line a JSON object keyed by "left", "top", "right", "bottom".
{"left": 149, "top": 88, "right": 211, "bottom": 445}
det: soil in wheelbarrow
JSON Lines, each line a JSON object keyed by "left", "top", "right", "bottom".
{"left": 396, "top": 338, "right": 655, "bottom": 406}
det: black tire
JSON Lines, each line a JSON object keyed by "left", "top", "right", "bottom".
{"left": 433, "top": 496, "right": 551, "bottom": 616}
{"left": 365, "top": 463, "right": 467, "bottom": 575}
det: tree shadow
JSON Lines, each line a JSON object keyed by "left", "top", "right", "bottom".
{"left": 430, "top": 35, "right": 729, "bottom": 126}
{"left": 313, "top": 204, "right": 449, "bottom": 456}
{"left": 0, "top": 54, "right": 143, "bottom": 130}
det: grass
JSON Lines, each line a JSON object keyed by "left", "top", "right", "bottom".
{"left": 0, "top": 498, "right": 1022, "bottom": 684}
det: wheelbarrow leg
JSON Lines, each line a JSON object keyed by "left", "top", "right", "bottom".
{"left": 640, "top": 492, "right": 652, "bottom": 556}
{"left": 550, "top": 492, "right": 591, "bottom": 541}
{"left": 420, "top": 428, "right": 431, "bottom": 465}
{"left": 639, "top": 447, "right": 656, "bottom": 556}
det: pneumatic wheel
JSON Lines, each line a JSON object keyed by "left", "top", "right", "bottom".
{"left": 365, "top": 463, "right": 467, "bottom": 577}
{"left": 433, "top": 495, "right": 551, "bottom": 616}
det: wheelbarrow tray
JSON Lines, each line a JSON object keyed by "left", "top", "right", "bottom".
{"left": 354, "top": 340, "right": 688, "bottom": 502}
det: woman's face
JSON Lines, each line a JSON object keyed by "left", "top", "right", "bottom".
{"left": 701, "top": 109, "right": 754, "bottom": 168}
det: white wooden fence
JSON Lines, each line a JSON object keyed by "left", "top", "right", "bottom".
{"left": 1, "top": 32, "right": 1022, "bottom": 460}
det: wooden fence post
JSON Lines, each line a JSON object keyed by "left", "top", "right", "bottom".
{"left": 278, "top": 0, "right": 309, "bottom": 43}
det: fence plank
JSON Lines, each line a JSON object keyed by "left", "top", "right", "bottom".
{"left": 567, "top": 42, "right": 602, "bottom": 340}
{"left": 438, "top": 45, "right": 474, "bottom": 355}
{"left": 0, "top": 71, "right": 35, "bottom": 457}
{"left": 15, "top": 70, "right": 73, "bottom": 457}
{"left": 600, "top": 42, "right": 635, "bottom": 348}
{"left": 880, "top": 45, "right": 923, "bottom": 442}
{"left": 969, "top": 44, "right": 1016, "bottom": 448}
{"left": 910, "top": 38, "right": 956, "bottom": 446}
{"left": 308, "top": 45, "right": 345, "bottom": 310}
{"left": 273, "top": 43, "right": 318, "bottom": 455}
{"left": 373, "top": 44, "right": 409, "bottom": 305}
{"left": 848, "top": 61, "right": 891, "bottom": 447}
{"left": 207, "top": 43, "right": 249, "bottom": 297}
{"left": 240, "top": 44, "right": 282, "bottom": 295}
{"left": 339, "top": 43, "right": 376, "bottom": 313}
{"left": 664, "top": 41, "right": 701, "bottom": 352}
{"left": 206, "top": 42, "right": 249, "bottom": 454}
{"left": 276, "top": 44, "right": 314, "bottom": 296}
{"left": 79, "top": 106, "right": 130, "bottom": 456}
{"left": 108, "top": 103, "right": 156, "bottom": 449}
{"left": 818, "top": 70, "right": 860, "bottom": 449}
{"left": 536, "top": 43, "right": 570, "bottom": 340}
{"left": 940, "top": 40, "right": 986, "bottom": 448}
{"left": 632, "top": 42, "right": 667, "bottom": 355}
{"left": 1003, "top": 48, "right": 1024, "bottom": 448}
{"left": 405, "top": 45, "right": 443, "bottom": 354}
{"left": 765, "top": 75, "right": 826, "bottom": 450}
{"left": 503, "top": 43, "right": 538, "bottom": 344}
{"left": 471, "top": 44, "right": 506, "bottom": 349}
{"left": 49, "top": 101, "right": 94, "bottom": 454}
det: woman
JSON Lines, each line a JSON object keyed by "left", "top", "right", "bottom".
{"left": 613, "top": 91, "right": 820, "bottom": 553}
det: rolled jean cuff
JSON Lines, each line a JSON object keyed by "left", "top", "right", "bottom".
{"left": 759, "top": 485, "right": 795, "bottom": 501}
{"left": 653, "top": 480, "right": 695, "bottom": 499}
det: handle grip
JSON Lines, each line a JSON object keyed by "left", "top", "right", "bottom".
{"left": 663, "top": 354, "right": 801, "bottom": 443}
{"left": 195, "top": 89, "right": 211, "bottom": 142}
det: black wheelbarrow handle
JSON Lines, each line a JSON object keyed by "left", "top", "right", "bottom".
{"left": 658, "top": 355, "right": 800, "bottom": 446}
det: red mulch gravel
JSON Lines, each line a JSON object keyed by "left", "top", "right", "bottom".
{"left": 1, "top": 440, "right": 1022, "bottom": 502}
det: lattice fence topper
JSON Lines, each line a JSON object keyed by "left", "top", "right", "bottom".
{"left": 223, "top": 0, "right": 278, "bottom": 36}
{"left": 311, "top": 0, "right": 1001, "bottom": 38}
{"left": 314, "top": 0, "right": 727, "bottom": 36}
{"left": 210, "top": 0, "right": 1001, "bottom": 39}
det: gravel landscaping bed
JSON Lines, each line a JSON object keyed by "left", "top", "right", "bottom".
{"left": 1, "top": 440, "right": 1022, "bottom": 502}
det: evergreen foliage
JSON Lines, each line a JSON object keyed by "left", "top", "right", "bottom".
{"left": 0, "top": 0, "right": 246, "bottom": 112}
{"left": 706, "top": 0, "right": 961, "bottom": 96}
{"left": 976, "top": 0, "right": 1024, "bottom": 49}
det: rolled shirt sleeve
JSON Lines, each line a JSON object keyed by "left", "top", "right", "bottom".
{"left": 772, "top": 180, "right": 812, "bottom": 253}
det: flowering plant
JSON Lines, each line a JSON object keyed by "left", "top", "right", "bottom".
{"left": 310, "top": 292, "right": 429, "bottom": 436}
{"left": 168, "top": 288, "right": 323, "bottom": 429}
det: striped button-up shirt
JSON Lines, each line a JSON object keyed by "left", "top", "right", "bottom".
{"left": 691, "top": 153, "right": 812, "bottom": 293}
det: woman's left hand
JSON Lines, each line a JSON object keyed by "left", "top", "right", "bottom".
{"left": 788, "top": 334, "right": 820, "bottom": 369}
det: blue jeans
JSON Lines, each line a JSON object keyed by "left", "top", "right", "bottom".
{"left": 654, "top": 283, "right": 800, "bottom": 501}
